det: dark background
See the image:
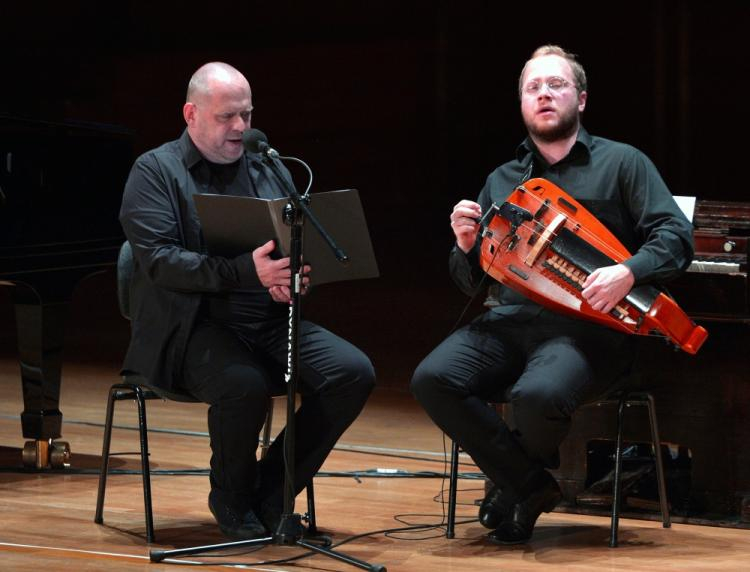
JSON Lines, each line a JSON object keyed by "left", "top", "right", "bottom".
{"left": 1, "top": 0, "right": 748, "bottom": 389}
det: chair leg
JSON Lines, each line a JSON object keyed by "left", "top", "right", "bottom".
{"left": 94, "top": 385, "right": 120, "bottom": 525}
{"left": 261, "top": 401, "right": 274, "bottom": 459}
{"left": 645, "top": 393, "right": 671, "bottom": 528}
{"left": 610, "top": 395, "right": 627, "bottom": 548}
{"left": 306, "top": 480, "right": 318, "bottom": 534}
{"left": 261, "top": 401, "right": 319, "bottom": 534}
{"left": 446, "top": 439, "right": 460, "bottom": 539}
{"left": 133, "top": 386, "right": 155, "bottom": 543}
{"left": 261, "top": 400, "right": 318, "bottom": 532}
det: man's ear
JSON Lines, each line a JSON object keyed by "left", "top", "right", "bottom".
{"left": 183, "top": 102, "right": 197, "bottom": 125}
{"left": 578, "top": 90, "right": 587, "bottom": 113}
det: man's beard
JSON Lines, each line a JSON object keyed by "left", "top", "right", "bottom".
{"left": 526, "top": 107, "right": 580, "bottom": 143}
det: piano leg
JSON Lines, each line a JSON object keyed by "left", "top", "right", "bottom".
{"left": 13, "top": 295, "right": 71, "bottom": 469}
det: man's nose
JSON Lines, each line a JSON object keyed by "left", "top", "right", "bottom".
{"left": 537, "top": 84, "right": 553, "bottom": 97}
{"left": 233, "top": 115, "right": 249, "bottom": 131}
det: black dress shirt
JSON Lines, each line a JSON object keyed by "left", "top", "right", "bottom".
{"left": 119, "top": 130, "right": 293, "bottom": 390}
{"left": 450, "top": 127, "right": 694, "bottom": 311}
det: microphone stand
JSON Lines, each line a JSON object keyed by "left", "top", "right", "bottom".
{"left": 150, "top": 153, "right": 385, "bottom": 572}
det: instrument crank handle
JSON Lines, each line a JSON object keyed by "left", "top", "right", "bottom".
{"left": 476, "top": 202, "right": 501, "bottom": 226}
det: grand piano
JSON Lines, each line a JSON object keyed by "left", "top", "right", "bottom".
{"left": 0, "top": 114, "right": 133, "bottom": 468}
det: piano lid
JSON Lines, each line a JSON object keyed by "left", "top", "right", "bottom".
{"left": 0, "top": 114, "right": 134, "bottom": 250}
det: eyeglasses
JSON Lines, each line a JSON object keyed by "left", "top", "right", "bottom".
{"left": 523, "top": 77, "right": 573, "bottom": 96}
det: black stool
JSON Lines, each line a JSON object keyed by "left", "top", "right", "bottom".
{"left": 445, "top": 389, "right": 671, "bottom": 547}
{"left": 93, "top": 378, "right": 199, "bottom": 542}
{"left": 593, "top": 390, "right": 671, "bottom": 547}
{"left": 94, "top": 241, "right": 315, "bottom": 542}
{"left": 93, "top": 382, "right": 317, "bottom": 542}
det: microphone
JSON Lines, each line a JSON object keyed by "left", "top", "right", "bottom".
{"left": 243, "top": 128, "right": 314, "bottom": 198}
{"left": 242, "top": 128, "right": 279, "bottom": 158}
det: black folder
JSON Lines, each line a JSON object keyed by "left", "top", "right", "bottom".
{"left": 193, "top": 189, "right": 379, "bottom": 286}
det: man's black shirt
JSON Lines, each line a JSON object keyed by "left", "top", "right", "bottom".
{"left": 449, "top": 127, "right": 694, "bottom": 310}
{"left": 119, "top": 130, "right": 294, "bottom": 389}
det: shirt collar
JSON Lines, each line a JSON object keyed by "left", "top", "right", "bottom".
{"left": 178, "top": 128, "right": 265, "bottom": 171}
{"left": 178, "top": 129, "right": 205, "bottom": 169}
{"left": 515, "top": 126, "right": 593, "bottom": 166}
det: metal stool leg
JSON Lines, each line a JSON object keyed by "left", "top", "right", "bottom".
{"left": 446, "top": 440, "right": 460, "bottom": 538}
{"left": 645, "top": 393, "right": 671, "bottom": 528}
{"left": 610, "top": 395, "right": 627, "bottom": 548}
{"left": 306, "top": 480, "right": 318, "bottom": 534}
{"left": 261, "top": 399, "right": 317, "bottom": 532}
{"left": 261, "top": 401, "right": 274, "bottom": 459}
{"left": 133, "top": 386, "right": 155, "bottom": 543}
{"left": 94, "top": 385, "right": 120, "bottom": 525}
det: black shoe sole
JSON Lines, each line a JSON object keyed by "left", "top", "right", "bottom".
{"left": 487, "top": 532, "right": 531, "bottom": 546}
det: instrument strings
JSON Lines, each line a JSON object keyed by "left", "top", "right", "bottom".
{"left": 507, "top": 190, "right": 626, "bottom": 263}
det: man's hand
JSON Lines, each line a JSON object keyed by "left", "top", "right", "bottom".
{"left": 252, "top": 240, "right": 291, "bottom": 288}
{"left": 267, "top": 273, "right": 311, "bottom": 304}
{"left": 451, "top": 200, "right": 482, "bottom": 253}
{"left": 269, "top": 285, "right": 292, "bottom": 303}
{"left": 581, "top": 263, "right": 635, "bottom": 314}
{"left": 252, "top": 240, "right": 311, "bottom": 304}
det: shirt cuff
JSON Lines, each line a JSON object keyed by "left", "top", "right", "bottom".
{"left": 234, "top": 252, "right": 263, "bottom": 288}
{"left": 622, "top": 254, "right": 648, "bottom": 284}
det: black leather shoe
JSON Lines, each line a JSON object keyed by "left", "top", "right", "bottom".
{"left": 208, "top": 490, "right": 267, "bottom": 540}
{"left": 487, "top": 473, "right": 562, "bottom": 545}
{"left": 257, "top": 498, "right": 284, "bottom": 535}
{"left": 257, "top": 498, "right": 319, "bottom": 540}
{"left": 479, "top": 485, "right": 513, "bottom": 529}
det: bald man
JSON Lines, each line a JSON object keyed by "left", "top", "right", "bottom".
{"left": 119, "top": 62, "right": 375, "bottom": 540}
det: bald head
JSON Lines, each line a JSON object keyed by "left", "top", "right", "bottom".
{"left": 183, "top": 62, "right": 253, "bottom": 164}
{"left": 186, "top": 62, "right": 250, "bottom": 104}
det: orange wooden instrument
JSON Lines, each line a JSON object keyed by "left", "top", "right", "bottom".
{"left": 479, "top": 178, "right": 708, "bottom": 354}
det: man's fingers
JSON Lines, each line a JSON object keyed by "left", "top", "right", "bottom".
{"left": 269, "top": 285, "right": 292, "bottom": 303}
{"left": 582, "top": 268, "right": 599, "bottom": 290}
{"left": 451, "top": 209, "right": 481, "bottom": 224}
{"left": 269, "top": 257, "right": 290, "bottom": 269}
{"left": 254, "top": 239, "right": 276, "bottom": 256}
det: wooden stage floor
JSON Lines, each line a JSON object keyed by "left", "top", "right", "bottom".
{"left": 1, "top": 356, "right": 748, "bottom": 571}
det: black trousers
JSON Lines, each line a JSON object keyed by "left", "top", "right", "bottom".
{"left": 181, "top": 318, "right": 375, "bottom": 510}
{"left": 411, "top": 308, "right": 633, "bottom": 500}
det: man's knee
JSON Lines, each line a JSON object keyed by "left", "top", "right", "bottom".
{"left": 410, "top": 359, "right": 443, "bottom": 404}
{"left": 205, "top": 366, "right": 272, "bottom": 404}
{"left": 321, "top": 349, "right": 376, "bottom": 402}
{"left": 511, "top": 382, "right": 579, "bottom": 420}
{"left": 351, "top": 354, "right": 376, "bottom": 397}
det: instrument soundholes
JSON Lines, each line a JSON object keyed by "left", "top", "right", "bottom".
{"left": 533, "top": 200, "right": 550, "bottom": 220}
{"left": 508, "top": 264, "right": 530, "bottom": 281}
{"left": 557, "top": 196, "right": 578, "bottom": 214}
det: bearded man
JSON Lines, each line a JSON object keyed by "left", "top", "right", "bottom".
{"left": 410, "top": 45, "right": 693, "bottom": 545}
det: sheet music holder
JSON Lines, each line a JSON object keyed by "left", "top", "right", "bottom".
{"left": 194, "top": 189, "right": 379, "bottom": 286}
{"left": 674, "top": 195, "right": 697, "bottom": 223}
